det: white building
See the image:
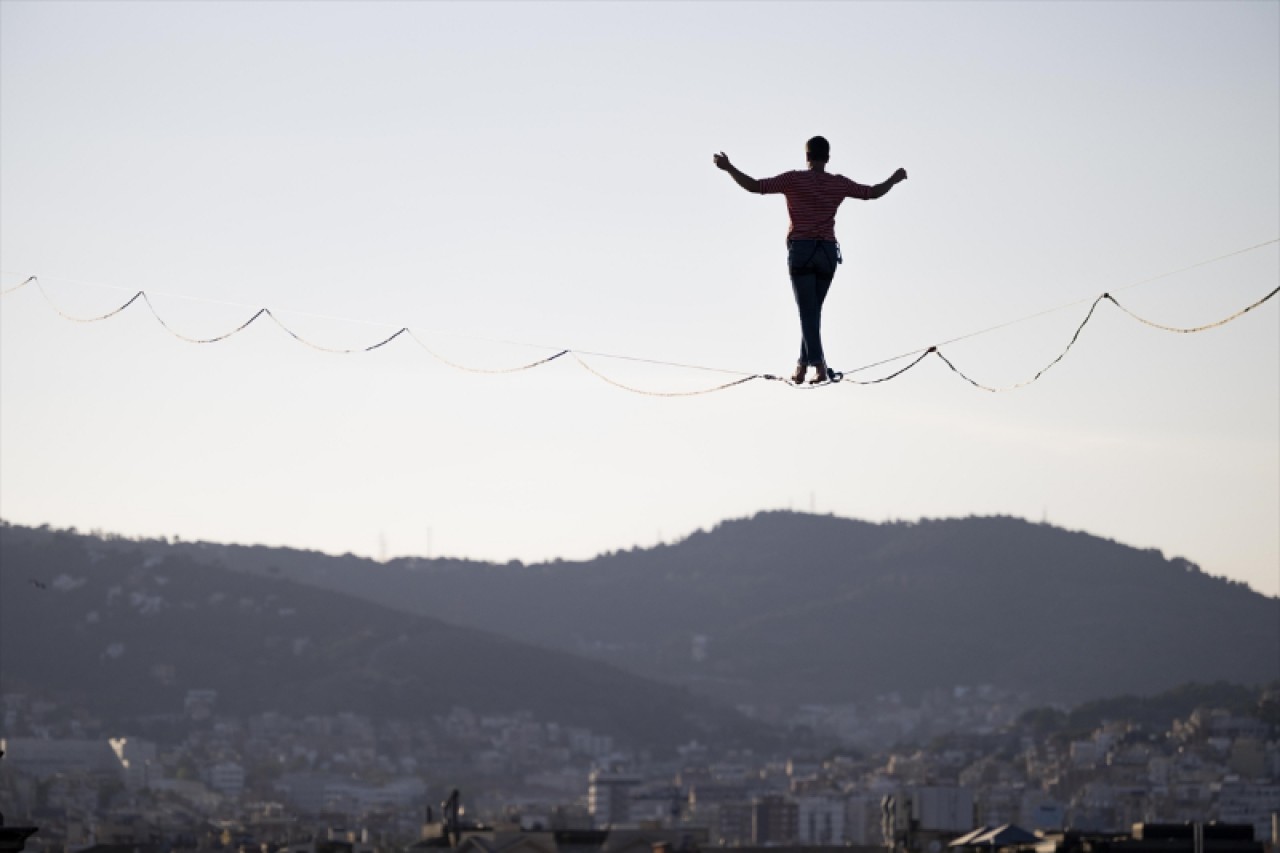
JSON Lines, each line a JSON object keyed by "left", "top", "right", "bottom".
{"left": 904, "top": 786, "right": 975, "bottom": 832}
{"left": 185, "top": 688, "right": 218, "bottom": 720}
{"left": 109, "top": 737, "right": 158, "bottom": 791}
{"left": 350, "top": 777, "right": 426, "bottom": 811}
{"left": 843, "top": 795, "right": 882, "bottom": 845}
{"left": 569, "top": 730, "right": 615, "bottom": 759}
{"left": 273, "top": 773, "right": 425, "bottom": 816}
{"left": 0, "top": 737, "right": 120, "bottom": 778}
{"left": 1217, "top": 781, "right": 1280, "bottom": 841}
{"left": 796, "top": 795, "right": 845, "bottom": 844}
{"left": 208, "top": 761, "right": 246, "bottom": 797}
{"left": 150, "top": 778, "right": 223, "bottom": 812}
{"left": 1070, "top": 740, "right": 1102, "bottom": 769}
{"left": 588, "top": 771, "right": 640, "bottom": 828}
{"left": 1019, "top": 790, "right": 1065, "bottom": 831}
{"left": 786, "top": 758, "right": 821, "bottom": 784}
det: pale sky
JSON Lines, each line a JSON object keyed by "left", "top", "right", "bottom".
{"left": 2, "top": 1, "right": 1277, "bottom": 595}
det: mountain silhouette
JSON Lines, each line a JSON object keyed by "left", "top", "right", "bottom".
{"left": 0, "top": 523, "right": 772, "bottom": 747}
{"left": 162, "top": 512, "right": 1278, "bottom": 707}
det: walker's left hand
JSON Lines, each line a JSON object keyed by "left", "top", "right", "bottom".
{"left": 893, "top": 168, "right": 908, "bottom": 182}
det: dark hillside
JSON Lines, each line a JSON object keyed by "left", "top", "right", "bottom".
{"left": 0, "top": 524, "right": 772, "bottom": 748}
{"left": 173, "top": 513, "right": 1277, "bottom": 707}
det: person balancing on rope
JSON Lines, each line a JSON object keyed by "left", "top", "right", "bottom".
{"left": 714, "top": 137, "right": 907, "bottom": 384}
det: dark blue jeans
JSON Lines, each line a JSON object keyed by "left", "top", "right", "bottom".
{"left": 788, "top": 240, "right": 839, "bottom": 366}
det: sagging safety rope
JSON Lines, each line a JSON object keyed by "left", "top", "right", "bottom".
{"left": 2, "top": 238, "right": 1276, "bottom": 396}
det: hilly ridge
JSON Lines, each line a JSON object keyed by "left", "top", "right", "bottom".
{"left": 0, "top": 523, "right": 772, "bottom": 748}
{"left": 178, "top": 512, "right": 1278, "bottom": 707}
{"left": 5, "top": 514, "right": 1273, "bottom": 719}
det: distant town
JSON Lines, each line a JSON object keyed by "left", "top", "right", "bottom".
{"left": 2, "top": 684, "right": 1277, "bottom": 853}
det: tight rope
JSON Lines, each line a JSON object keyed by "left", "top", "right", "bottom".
{"left": 2, "top": 239, "right": 1277, "bottom": 395}
{"left": 572, "top": 353, "right": 760, "bottom": 397}
{"left": 410, "top": 330, "right": 569, "bottom": 374}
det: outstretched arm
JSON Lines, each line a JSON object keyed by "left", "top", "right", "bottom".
{"left": 868, "top": 168, "right": 908, "bottom": 199}
{"left": 713, "top": 152, "right": 761, "bottom": 194}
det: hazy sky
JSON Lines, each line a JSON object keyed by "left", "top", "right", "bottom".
{"left": 2, "top": 1, "right": 1277, "bottom": 595}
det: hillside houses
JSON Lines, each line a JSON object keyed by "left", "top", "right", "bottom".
{"left": 2, "top": 689, "right": 1277, "bottom": 853}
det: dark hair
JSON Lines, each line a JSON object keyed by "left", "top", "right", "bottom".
{"left": 806, "top": 136, "right": 830, "bottom": 163}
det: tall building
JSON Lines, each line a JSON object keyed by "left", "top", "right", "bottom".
{"left": 844, "top": 795, "right": 882, "bottom": 845}
{"left": 911, "top": 787, "right": 974, "bottom": 831}
{"left": 716, "top": 802, "right": 753, "bottom": 846}
{"left": 752, "top": 794, "right": 798, "bottom": 845}
{"left": 796, "top": 796, "right": 845, "bottom": 845}
{"left": 588, "top": 771, "right": 640, "bottom": 828}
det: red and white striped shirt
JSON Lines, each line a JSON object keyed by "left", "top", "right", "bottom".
{"left": 758, "top": 170, "right": 872, "bottom": 241}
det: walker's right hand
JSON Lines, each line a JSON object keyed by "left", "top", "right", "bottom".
{"left": 714, "top": 152, "right": 732, "bottom": 171}
{"left": 893, "top": 167, "right": 908, "bottom": 183}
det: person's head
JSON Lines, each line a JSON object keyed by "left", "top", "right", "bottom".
{"left": 806, "top": 136, "right": 830, "bottom": 165}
